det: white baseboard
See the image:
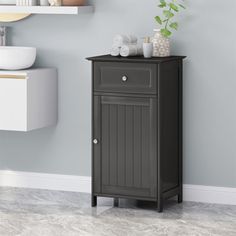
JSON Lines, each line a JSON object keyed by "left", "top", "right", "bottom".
{"left": 0, "top": 170, "right": 235, "bottom": 206}
{"left": 183, "top": 184, "right": 236, "bottom": 205}
{"left": 0, "top": 170, "right": 91, "bottom": 193}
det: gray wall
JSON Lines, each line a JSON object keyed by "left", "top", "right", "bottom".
{"left": 0, "top": 0, "right": 235, "bottom": 188}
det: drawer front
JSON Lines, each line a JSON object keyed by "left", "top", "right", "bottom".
{"left": 93, "top": 62, "right": 157, "bottom": 94}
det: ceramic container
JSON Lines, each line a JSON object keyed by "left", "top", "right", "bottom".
{"left": 152, "top": 29, "right": 170, "bottom": 57}
{"left": 62, "top": 0, "right": 85, "bottom": 6}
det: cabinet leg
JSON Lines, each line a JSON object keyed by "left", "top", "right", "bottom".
{"left": 157, "top": 198, "right": 163, "bottom": 213}
{"left": 178, "top": 193, "right": 183, "bottom": 203}
{"left": 92, "top": 195, "right": 97, "bottom": 207}
{"left": 113, "top": 198, "right": 119, "bottom": 207}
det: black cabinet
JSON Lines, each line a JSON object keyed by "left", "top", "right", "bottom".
{"left": 87, "top": 55, "right": 185, "bottom": 212}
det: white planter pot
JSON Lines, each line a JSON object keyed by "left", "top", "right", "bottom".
{"left": 152, "top": 29, "right": 170, "bottom": 57}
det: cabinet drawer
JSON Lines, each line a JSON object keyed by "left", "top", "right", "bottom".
{"left": 93, "top": 62, "right": 157, "bottom": 94}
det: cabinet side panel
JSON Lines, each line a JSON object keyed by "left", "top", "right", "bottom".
{"left": 178, "top": 60, "right": 183, "bottom": 198}
{"left": 27, "top": 69, "right": 58, "bottom": 131}
{"left": 159, "top": 61, "right": 180, "bottom": 192}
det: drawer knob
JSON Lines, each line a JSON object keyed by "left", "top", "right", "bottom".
{"left": 122, "top": 76, "right": 128, "bottom": 82}
{"left": 93, "top": 139, "right": 98, "bottom": 144}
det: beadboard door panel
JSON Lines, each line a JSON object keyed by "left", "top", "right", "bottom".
{"left": 93, "top": 95, "right": 157, "bottom": 199}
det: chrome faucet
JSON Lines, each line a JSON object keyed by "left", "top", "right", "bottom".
{"left": 0, "top": 26, "right": 6, "bottom": 46}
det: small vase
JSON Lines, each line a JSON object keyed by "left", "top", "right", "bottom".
{"left": 152, "top": 29, "right": 170, "bottom": 57}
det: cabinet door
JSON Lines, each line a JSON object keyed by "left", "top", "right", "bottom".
{"left": 93, "top": 95, "right": 157, "bottom": 199}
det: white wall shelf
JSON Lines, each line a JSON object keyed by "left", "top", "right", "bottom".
{"left": 0, "top": 5, "right": 94, "bottom": 15}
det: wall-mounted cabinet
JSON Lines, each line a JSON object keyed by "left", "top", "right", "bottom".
{"left": 0, "top": 68, "right": 57, "bottom": 132}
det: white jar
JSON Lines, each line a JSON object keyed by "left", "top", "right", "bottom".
{"left": 152, "top": 29, "right": 170, "bottom": 57}
{"left": 143, "top": 42, "right": 153, "bottom": 58}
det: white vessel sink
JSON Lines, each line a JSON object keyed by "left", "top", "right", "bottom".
{"left": 0, "top": 46, "right": 36, "bottom": 70}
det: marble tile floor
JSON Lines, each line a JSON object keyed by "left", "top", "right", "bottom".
{"left": 0, "top": 187, "right": 235, "bottom": 236}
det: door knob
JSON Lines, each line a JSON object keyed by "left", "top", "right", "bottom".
{"left": 122, "top": 76, "right": 128, "bottom": 82}
{"left": 93, "top": 139, "right": 98, "bottom": 144}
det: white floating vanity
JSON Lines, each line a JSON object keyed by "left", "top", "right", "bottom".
{"left": 0, "top": 68, "right": 57, "bottom": 132}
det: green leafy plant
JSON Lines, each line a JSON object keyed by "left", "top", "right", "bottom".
{"left": 155, "top": 0, "right": 185, "bottom": 38}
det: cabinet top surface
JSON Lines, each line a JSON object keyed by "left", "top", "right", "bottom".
{"left": 87, "top": 54, "right": 186, "bottom": 63}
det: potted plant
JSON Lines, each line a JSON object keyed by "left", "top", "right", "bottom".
{"left": 153, "top": 0, "right": 185, "bottom": 57}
